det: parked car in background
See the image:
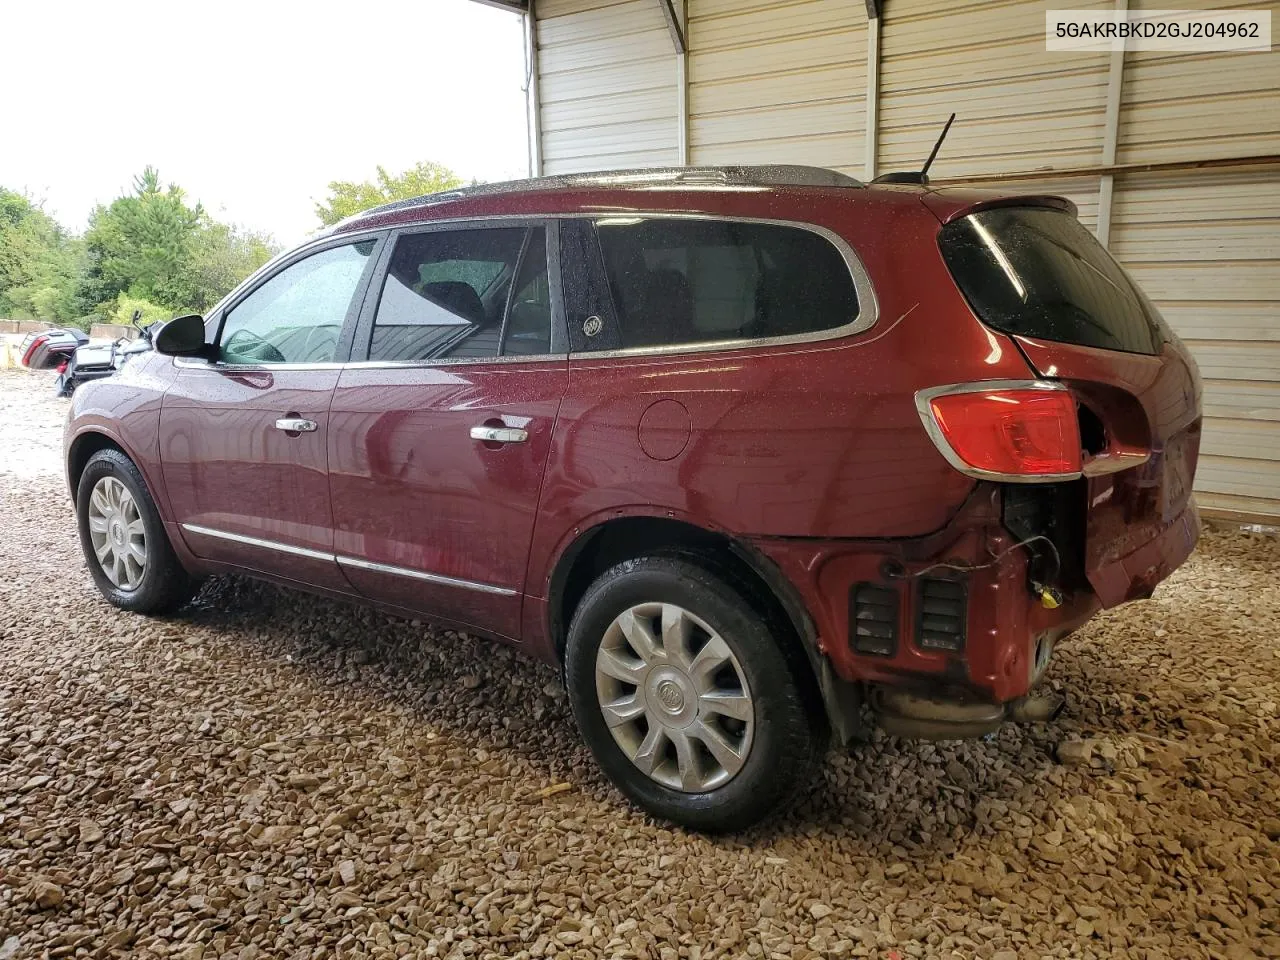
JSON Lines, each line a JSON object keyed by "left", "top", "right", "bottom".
{"left": 54, "top": 311, "right": 157, "bottom": 397}
{"left": 20, "top": 327, "right": 87, "bottom": 370}
{"left": 63, "top": 166, "right": 1202, "bottom": 830}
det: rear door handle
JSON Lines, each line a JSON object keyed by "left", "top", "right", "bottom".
{"left": 470, "top": 425, "right": 528, "bottom": 444}
{"left": 275, "top": 417, "right": 318, "bottom": 433}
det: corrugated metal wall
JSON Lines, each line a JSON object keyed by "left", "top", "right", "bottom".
{"left": 537, "top": 0, "right": 677, "bottom": 173}
{"left": 687, "top": 0, "right": 865, "bottom": 173}
{"left": 530, "top": 0, "right": 1280, "bottom": 519}
{"left": 1107, "top": 0, "right": 1280, "bottom": 520}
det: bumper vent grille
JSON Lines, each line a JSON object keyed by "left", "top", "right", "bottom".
{"left": 916, "top": 578, "right": 967, "bottom": 652}
{"left": 850, "top": 583, "right": 898, "bottom": 656}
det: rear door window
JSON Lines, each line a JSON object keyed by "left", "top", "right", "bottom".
{"left": 938, "top": 207, "right": 1166, "bottom": 355}
{"left": 368, "top": 226, "right": 551, "bottom": 362}
{"left": 570, "top": 217, "right": 859, "bottom": 351}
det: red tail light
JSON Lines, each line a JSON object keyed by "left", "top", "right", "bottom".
{"left": 57, "top": 360, "right": 69, "bottom": 374}
{"left": 22, "top": 334, "right": 49, "bottom": 365}
{"left": 916, "top": 381, "right": 1082, "bottom": 481}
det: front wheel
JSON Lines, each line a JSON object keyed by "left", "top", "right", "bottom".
{"left": 565, "top": 555, "right": 826, "bottom": 832}
{"left": 76, "top": 448, "right": 196, "bottom": 614}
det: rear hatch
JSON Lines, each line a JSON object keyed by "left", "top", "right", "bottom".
{"left": 931, "top": 196, "right": 1202, "bottom": 606}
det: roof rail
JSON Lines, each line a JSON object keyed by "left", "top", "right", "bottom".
{"left": 353, "top": 165, "right": 864, "bottom": 220}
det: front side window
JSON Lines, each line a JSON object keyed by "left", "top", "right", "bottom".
{"left": 219, "top": 241, "right": 375, "bottom": 364}
{"left": 369, "top": 226, "right": 551, "bottom": 362}
{"left": 588, "top": 218, "right": 859, "bottom": 351}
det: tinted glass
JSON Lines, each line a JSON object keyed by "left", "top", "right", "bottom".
{"left": 219, "top": 241, "right": 375, "bottom": 363}
{"left": 370, "top": 227, "right": 549, "bottom": 362}
{"left": 591, "top": 218, "right": 858, "bottom": 350}
{"left": 939, "top": 207, "right": 1165, "bottom": 355}
{"left": 502, "top": 232, "right": 553, "bottom": 356}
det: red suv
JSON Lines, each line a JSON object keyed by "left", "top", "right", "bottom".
{"left": 65, "top": 166, "right": 1201, "bottom": 830}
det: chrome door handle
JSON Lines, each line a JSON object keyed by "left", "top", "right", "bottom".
{"left": 275, "top": 418, "right": 318, "bottom": 433}
{"left": 470, "top": 425, "right": 528, "bottom": 444}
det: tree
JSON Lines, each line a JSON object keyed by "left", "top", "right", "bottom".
{"left": 314, "top": 161, "right": 465, "bottom": 226}
{"left": 79, "top": 167, "right": 204, "bottom": 313}
{"left": 0, "top": 188, "right": 85, "bottom": 323}
{"left": 77, "top": 168, "right": 280, "bottom": 322}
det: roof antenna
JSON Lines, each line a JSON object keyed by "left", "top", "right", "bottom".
{"left": 871, "top": 113, "right": 956, "bottom": 186}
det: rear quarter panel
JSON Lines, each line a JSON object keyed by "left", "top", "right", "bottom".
{"left": 524, "top": 191, "right": 1041, "bottom": 602}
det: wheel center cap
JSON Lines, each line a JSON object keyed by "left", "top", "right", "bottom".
{"left": 645, "top": 667, "right": 697, "bottom": 727}
{"left": 656, "top": 678, "right": 685, "bottom": 713}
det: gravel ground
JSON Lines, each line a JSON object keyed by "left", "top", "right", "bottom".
{"left": 1, "top": 367, "right": 1277, "bottom": 960}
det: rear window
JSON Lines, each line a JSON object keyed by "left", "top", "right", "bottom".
{"left": 591, "top": 218, "right": 859, "bottom": 350}
{"left": 939, "top": 207, "right": 1165, "bottom": 355}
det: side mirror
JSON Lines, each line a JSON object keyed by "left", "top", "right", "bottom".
{"left": 153, "top": 314, "right": 210, "bottom": 357}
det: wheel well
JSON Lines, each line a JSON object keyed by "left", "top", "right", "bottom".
{"left": 552, "top": 516, "right": 821, "bottom": 677}
{"left": 67, "top": 432, "right": 124, "bottom": 497}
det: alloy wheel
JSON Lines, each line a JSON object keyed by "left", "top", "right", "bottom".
{"left": 595, "top": 602, "right": 754, "bottom": 792}
{"left": 87, "top": 476, "right": 146, "bottom": 591}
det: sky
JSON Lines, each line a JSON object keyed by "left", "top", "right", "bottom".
{"left": 2, "top": 0, "right": 530, "bottom": 246}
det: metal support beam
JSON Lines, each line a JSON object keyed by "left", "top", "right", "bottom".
{"left": 864, "top": 13, "right": 881, "bottom": 181}
{"left": 658, "top": 0, "right": 687, "bottom": 54}
{"left": 523, "top": 4, "right": 543, "bottom": 177}
{"left": 864, "top": 0, "right": 882, "bottom": 19}
{"left": 676, "top": 0, "right": 688, "bottom": 163}
{"left": 1096, "top": 0, "right": 1128, "bottom": 246}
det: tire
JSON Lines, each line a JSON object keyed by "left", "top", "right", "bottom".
{"left": 565, "top": 554, "right": 826, "bottom": 832}
{"left": 76, "top": 448, "right": 196, "bottom": 614}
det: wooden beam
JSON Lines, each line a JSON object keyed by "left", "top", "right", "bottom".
{"left": 658, "top": 0, "right": 686, "bottom": 54}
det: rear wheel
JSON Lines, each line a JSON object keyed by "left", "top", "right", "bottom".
{"left": 565, "top": 555, "right": 825, "bottom": 832}
{"left": 76, "top": 448, "right": 196, "bottom": 614}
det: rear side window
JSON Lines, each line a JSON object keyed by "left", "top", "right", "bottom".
{"left": 939, "top": 207, "right": 1165, "bottom": 355}
{"left": 369, "top": 226, "right": 551, "bottom": 362}
{"left": 586, "top": 218, "right": 858, "bottom": 351}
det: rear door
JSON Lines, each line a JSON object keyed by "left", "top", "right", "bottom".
{"left": 328, "top": 220, "right": 567, "bottom": 638}
{"left": 160, "top": 234, "right": 384, "bottom": 591}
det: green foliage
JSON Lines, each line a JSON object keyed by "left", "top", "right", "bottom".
{"left": 110, "top": 292, "right": 176, "bottom": 327}
{"left": 3, "top": 159, "right": 465, "bottom": 327}
{"left": 315, "top": 161, "right": 465, "bottom": 226}
{"left": 1, "top": 168, "right": 283, "bottom": 327}
{"left": 0, "top": 188, "right": 86, "bottom": 324}
{"left": 80, "top": 166, "right": 206, "bottom": 312}
{"left": 184, "top": 220, "right": 276, "bottom": 312}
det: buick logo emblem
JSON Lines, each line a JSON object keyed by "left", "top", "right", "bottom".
{"left": 583, "top": 315, "right": 603, "bottom": 337}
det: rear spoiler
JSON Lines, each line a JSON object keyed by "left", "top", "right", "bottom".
{"left": 920, "top": 189, "right": 1077, "bottom": 225}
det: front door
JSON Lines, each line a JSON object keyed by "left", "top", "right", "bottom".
{"left": 328, "top": 222, "right": 567, "bottom": 638}
{"left": 160, "top": 235, "right": 383, "bottom": 591}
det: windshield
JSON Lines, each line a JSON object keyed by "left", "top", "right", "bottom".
{"left": 939, "top": 207, "right": 1166, "bottom": 355}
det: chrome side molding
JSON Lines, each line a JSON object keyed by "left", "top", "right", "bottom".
{"left": 179, "top": 524, "right": 516, "bottom": 596}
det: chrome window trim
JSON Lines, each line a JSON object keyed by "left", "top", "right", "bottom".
{"left": 342, "top": 212, "right": 879, "bottom": 358}
{"left": 174, "top": 353, "right": 569, "bottom": 372}
{"left": 181, "top": 212, "right": 878, "bottom": 372}
{"left": 179, "top": 523, "right": 517, "bottom": 596}
{"left": 575, "top": 213, "right": 879, "bottom": 358}
{"left": 913, "top": 379, "right": 1083, "bottom": 484}
{"left": 336, "top": 555, "right": 517, "bottom": 596}
{"left": 180, "top": 523, "right": 333, "bottom": 563}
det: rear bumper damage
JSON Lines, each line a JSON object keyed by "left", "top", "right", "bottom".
{"left": 751, "top": 483, "right": 1200, "bottom": 741}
